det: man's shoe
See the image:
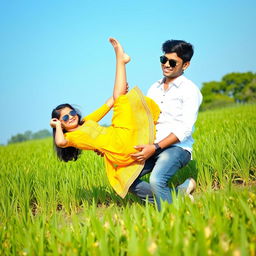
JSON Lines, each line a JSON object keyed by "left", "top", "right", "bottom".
{"left": 177, "top": 178, "right": 196, "bottom": 201}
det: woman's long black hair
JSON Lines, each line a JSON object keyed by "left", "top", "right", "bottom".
{"left": 51, "top": 104, "right": 84, "bottom": 162}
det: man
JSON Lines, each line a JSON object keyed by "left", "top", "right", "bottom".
{"left": 129, "top": 39, "right": 203, "bottom": 210}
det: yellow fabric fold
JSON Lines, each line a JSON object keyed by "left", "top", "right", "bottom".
{"left": 104, "top": 87, "right": 160, "bottom": 198}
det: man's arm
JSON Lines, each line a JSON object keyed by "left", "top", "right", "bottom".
{"left": 130, "top": 133, "right": 179, "bottom": 162}
{"left": 131, "top": 84, "right": 202, "bottom": 162}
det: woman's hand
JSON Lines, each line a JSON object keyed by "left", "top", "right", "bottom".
{"left": 105, "top": 97, "right": 115, "bottom": 108}
{"left": 94, "top": 149, "right": 104, "bottom": 157}
{"left": 105, "top": 83, "right": 129, "bottom": 108}
{"left": 125, "top": 82, "right": 129, "bottom": 94}
{"left": 50, "top": 118, "right": 61, "bottom": 128}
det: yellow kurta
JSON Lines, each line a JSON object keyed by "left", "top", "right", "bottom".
{"left": 65, "top": 87, "right": 160, "bottom": 198}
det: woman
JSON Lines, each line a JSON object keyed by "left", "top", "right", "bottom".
{"left": 50, "top": 38, "right": 160, "bottom": 198}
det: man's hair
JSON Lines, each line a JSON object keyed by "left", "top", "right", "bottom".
{"left": 162, "top": 40, "right": 194, "bottom": 63}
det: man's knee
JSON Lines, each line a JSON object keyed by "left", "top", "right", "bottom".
{"left": 149, "top": 174, "right": 166, "bottom": 189}
{"left": 157, "top": 149, "right": 173, "bottom": 163}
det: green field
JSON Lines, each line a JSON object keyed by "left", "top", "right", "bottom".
{"left": 0, "top": 104, "right": 255, "bottom": 256}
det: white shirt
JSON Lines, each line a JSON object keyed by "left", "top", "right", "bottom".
{"left": 147, "top": 75, "right": 202, "bottom": 153}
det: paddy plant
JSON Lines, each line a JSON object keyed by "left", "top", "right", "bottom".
{"left": 0, "top": 104, "right": 255, "bottom": 255}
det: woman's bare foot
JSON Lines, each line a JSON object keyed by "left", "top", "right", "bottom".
{"left": 109, "top": 37, "right": 130, "bottom": 64}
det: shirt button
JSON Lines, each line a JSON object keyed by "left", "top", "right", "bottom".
{"left": 161, "top": 101, "right": 163, "bottom": 103}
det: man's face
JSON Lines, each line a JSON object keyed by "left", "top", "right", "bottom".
{"left": 161, "top": 52, "right": 189, "bottom": 80}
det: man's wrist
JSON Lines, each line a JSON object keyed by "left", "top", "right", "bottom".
{"left": 153, "top": 143, "right": 162, "bottom": 153}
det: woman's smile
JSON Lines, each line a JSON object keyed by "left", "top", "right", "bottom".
{"left": 68, "top": 118, "right": 76, "bottom": 124}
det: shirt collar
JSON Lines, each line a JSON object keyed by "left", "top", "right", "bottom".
{"left": 157, "top": 75, "right": 185, "bottom": 89}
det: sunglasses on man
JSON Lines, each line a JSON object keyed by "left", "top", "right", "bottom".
{"left": 160, "top": 56, "right": 178, "bottom": 68}
{"left": 62, "top": 110, "right": 77, "bottom": 122}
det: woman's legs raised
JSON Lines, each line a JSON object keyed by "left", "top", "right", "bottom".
{"left": 109, "top": 38, "right": 130, "bottom": 100}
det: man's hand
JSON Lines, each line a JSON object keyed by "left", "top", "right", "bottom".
{"left": 130, "top": 144, "right": 156, "bottom": 162}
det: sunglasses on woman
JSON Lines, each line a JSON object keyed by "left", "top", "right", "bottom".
{"left": 160, "top": 56, "right": 178, "bottom": 68}
{"left": 62, "top": 110, "right": 77, "bottom": 122}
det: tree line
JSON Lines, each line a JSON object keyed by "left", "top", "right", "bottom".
{"left": 8, "top": 129, "right": 51, "bottom": 144}
{"left": 200, "top": 72, "right": 256, "bottom": 110}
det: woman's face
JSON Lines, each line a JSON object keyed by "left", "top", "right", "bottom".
{"left": 59, "top": 107, "right": 79, "bottom": 131}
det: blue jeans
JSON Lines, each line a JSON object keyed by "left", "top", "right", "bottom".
{"left": 129, "top": 146, "right": 191, "bottom": 210}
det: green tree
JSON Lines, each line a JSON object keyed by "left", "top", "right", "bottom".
{"left": 8, "top": 133, "right": 28, "bottom": 144}
{"left": 200, "top": 93, "right": 234, "bottom": 111}
{"left": 8, "top": 129, "right": 51, "bottom": 144}
{"left": 200, "top": 72, "right": 256, "bottom": 110}
{"left": 241, "top": 79, "right": 256, "bottom": 102}
{"left": 32, "top": 129, "right": 51, "bottom": 139}
{"left": 200, "top": 81, "right": 234, "bottom": 110}
{"left": 222, "top": 72, "right": 256, "bottom": 102}
{"left": 201, "top": 81, "right": 221, "bottom": 95}
{"left": 24, "top": 130, "right": 32, "bottom": 140}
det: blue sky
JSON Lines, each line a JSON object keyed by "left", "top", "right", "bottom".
{"left": 0, "top": 0, "right": 255, "bottom": 144}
